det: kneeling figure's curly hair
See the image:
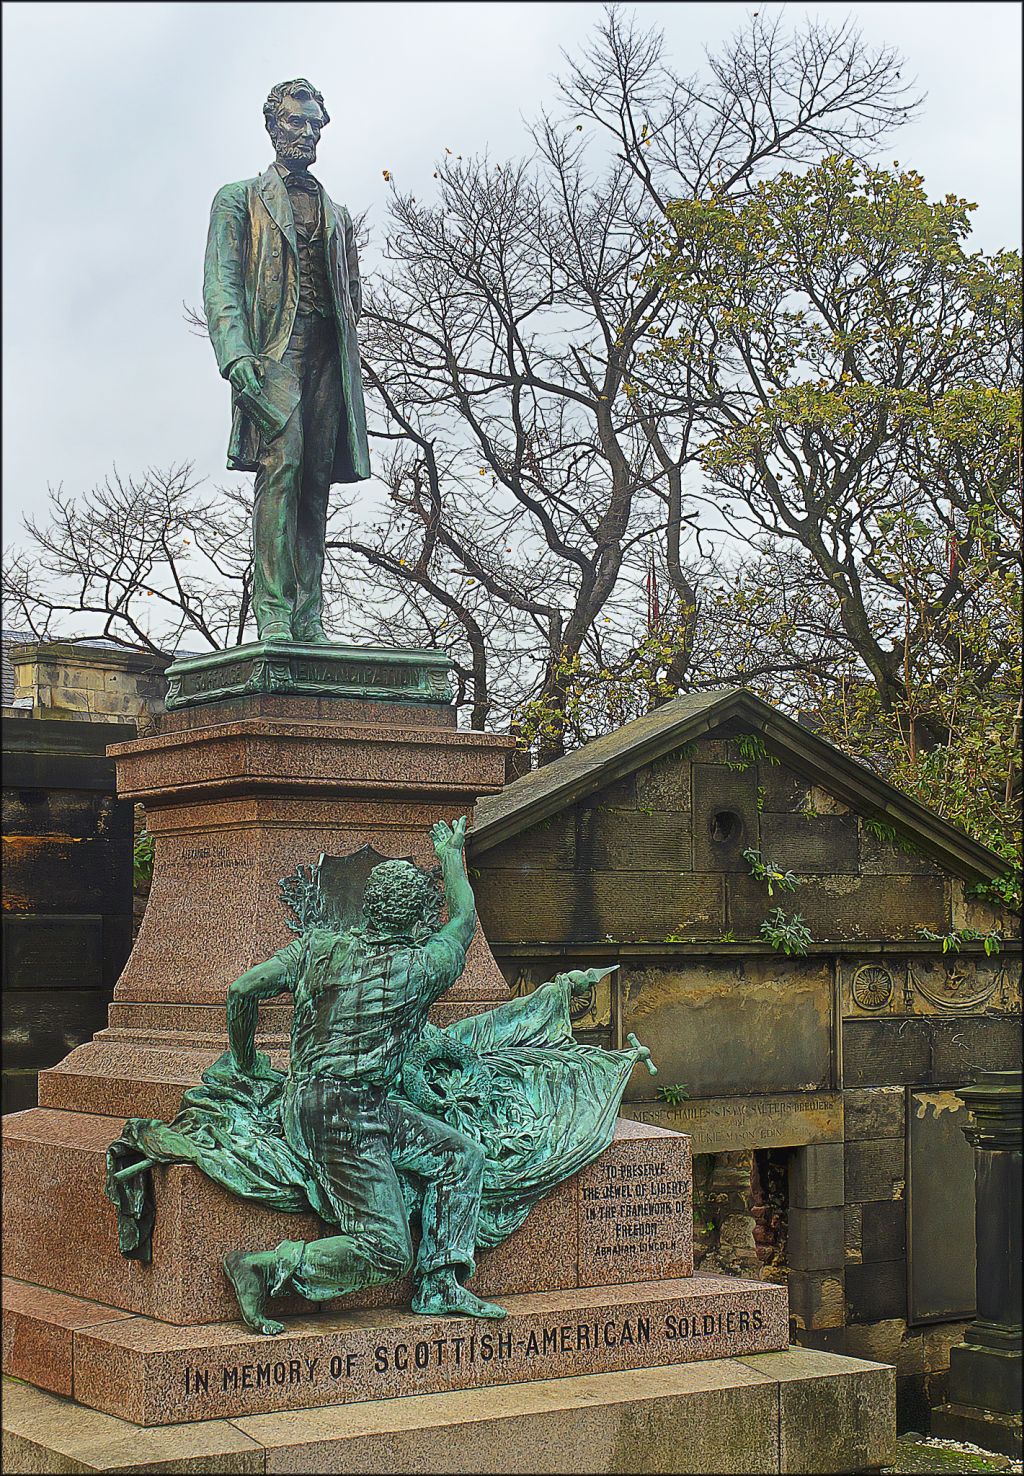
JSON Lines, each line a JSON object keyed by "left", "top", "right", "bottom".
{"left": 362, "top": 860, "right": 441, "bottom": 936}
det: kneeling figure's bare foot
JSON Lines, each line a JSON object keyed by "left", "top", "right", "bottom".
{"left": 224, "top": 1250, "right": 285, "bottom": 1336}
{"left": 413, "top": 1268, "right": 507, "bottom": 1320}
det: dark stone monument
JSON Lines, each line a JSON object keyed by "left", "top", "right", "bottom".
{"left": 933, "top": 1070, "right": 1022, "bottom": 1457}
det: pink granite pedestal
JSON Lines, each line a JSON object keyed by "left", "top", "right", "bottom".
{"left": 33, "top": 693, "right": 516, "bottom": 1120}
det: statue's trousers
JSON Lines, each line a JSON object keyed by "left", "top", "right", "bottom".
{"left": 268, "top": 1077, "right": 485, "bottom": 1300}
{"left": 253, "top": 313, "right": 341, "bottom": 636}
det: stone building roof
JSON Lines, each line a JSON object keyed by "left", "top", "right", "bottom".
{"left": 470, "top": 687, "right": 1007, "bottom": 885}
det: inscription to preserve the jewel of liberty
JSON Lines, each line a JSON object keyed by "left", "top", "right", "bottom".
{"left": 580, "top": 1154, "right": 691, "bottom": 1280}
{"left": 584, "top": 1157, "right": 690, "bottom": 1263}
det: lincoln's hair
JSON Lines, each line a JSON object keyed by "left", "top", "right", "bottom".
{"left": 362, "top": 860, "right": 441, "bottom": 935}
{"left": 263, "top": 78, "right": 330, "bottom": 137}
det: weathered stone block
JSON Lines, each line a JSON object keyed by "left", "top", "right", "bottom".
{"left": 844, "top": 1318, "right": 913, "bottom": 1371}
{"left": 473, "top": 869, "right": 575, "bottom": 942}
{"left": 593, "top": 871, "right": 724, "bottom": 941}
{"left": 923, "top": 1321, "right": 971, "bottom": 1374}
{"left": 622, "top": 1091, "right": 842, "bottom": 1154}
{"left": 691, "top": 765, "right": 759, "bottom": 872}
{"left": 475, "top": 869, "right": 724, "bottom": 945}
{"left": 731, "top": 875, "right": 948, "bottom": 942}
{"left": 579, "top": 773, "right": 638, "bottom": 811}
{"left": 790, "top": 1143, "right": 845, "bottom": 1209}
{"left": 790, "top": 1326, "right": 848, "bottom": 1356}
{"left": 843, "top": 1019, "right": 932, "bottom": 1089}
{"left": 845, "top": 1139, "right": 905, "bottom": 1203}
{"left": 930, "top": 1016, "right": 1024, "bottom": 1085}
{"left": 1, "top": 1377, "right": 265, "bottom": 1473}
{"left": 859, "top": 825, "right": 940, "bottom": 876}
{"left": 574, "top": 808, "right": 693, "bottom": 872}
{"left": 787, "top": 1270, "right": 846, "bottom": 1331}
{"left": 476, "top": 814, "right": 575, "bottom": 872}
{"left": 788, "top": 1207, "right": 845, "bottom": 1272}
{"left": 844, "top": 1204, "right": 863, "bottom": 1264}
{"left": 621, "top": 959, "right": 831, "bottom": 1099}
{"left": 861, "top": 1200, "right": 906, "bottom": 1263}
{"left": 846, "top": 1260, "right": 906, "bottom": 1323}
{"left": 844, "top": 1086, "right": 905, "bottom": 1142}
{"left": 754, "top": 763, "right": 809, "bottom": 813}
{"left": 739, "top": 1348, "right": 896, "bottom": 1475}
{"left": 635, "top": 753, "right": 692, "bottom": 813}
{"left": 758, "top": 814, "right": 859, "bottom": 875}
{"left": 690, "top": 737, "right": 733, "bottom": 762}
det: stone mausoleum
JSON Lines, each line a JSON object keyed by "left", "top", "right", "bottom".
{"left": 467, "top": 688, "right": 1022, "bottom": 1427}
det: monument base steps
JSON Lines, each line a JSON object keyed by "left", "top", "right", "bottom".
{"left": 1, "top": 1116, "right": 692, "bottom": 1325}
{"left": 2, "top": 1349, "right": 897, "bottom": 1474}
{"left": 4, "top": 1275, "right": 788, "bottom": 1427}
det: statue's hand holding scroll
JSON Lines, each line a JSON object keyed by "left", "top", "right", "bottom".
{"left": 228, "top": 356, "right": 263, "bottom": 399}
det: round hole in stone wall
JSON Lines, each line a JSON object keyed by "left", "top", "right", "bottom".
{"left": 709, "top": 809, "right": 740, "bottom": 843}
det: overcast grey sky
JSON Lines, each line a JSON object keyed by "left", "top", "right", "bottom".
{"left": 2, "top": 1, "right": 1021, "bottom": 537}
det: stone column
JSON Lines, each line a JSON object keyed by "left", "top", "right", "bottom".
{"left": 933, "top": 1069, "right": 1022, "bottom": 1458}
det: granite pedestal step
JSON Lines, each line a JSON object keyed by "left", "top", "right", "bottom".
{"left": 4, "top": 1275, "right": 789, "bottom": 1427}
{"left": 1, "top": 1114, "right": 693, "bottom": 1325}
{"left": 2, "top": 1348, "right": 897, "bottom": 1474}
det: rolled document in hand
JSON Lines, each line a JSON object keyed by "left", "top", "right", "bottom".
{"left": 238, "top": 357, "right": 301, "bottom": 440}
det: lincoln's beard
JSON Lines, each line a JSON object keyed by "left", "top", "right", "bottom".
{"left": 273, "top": 133, "right": 317, "bottom": 166}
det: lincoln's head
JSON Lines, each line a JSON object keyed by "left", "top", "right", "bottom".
{"left": 362, "top": 860, "right": 442, "bottom": 938}
{"left": 264, "top": 78, "right": 329, "bottom": 171}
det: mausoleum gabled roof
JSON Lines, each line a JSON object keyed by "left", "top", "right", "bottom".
{"left": 469, "top": 687, "right": 1008, "bottom": 885}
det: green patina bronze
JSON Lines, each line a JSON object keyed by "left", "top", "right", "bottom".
{"left": 203, "top": 78, "right": 370, "bottom": 645}
{"left": 163, "top": 640, "right": 453, "bottom": 710}
{"left": 106, "top": 819, "right": 656, "bottom": 1335}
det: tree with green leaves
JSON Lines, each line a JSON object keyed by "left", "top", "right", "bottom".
{"left": 616, "top": 155, "right": 1021, "bottom": 892}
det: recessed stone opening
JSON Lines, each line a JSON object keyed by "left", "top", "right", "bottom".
{"left": 693, "top": 1149, "right": 788, "bottom": 1281}
{"left": 709, "top": 809, "right": 741, "bottom": 843}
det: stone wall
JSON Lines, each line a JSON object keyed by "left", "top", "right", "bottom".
{"left": 470, "top": 722, "right": 1021, "bottom": 1429}
{"left": 10, "top": 641, "right": 170, "bottom": 725}
{"left": 471, "top": 731, "right": 1012, "bottom": 947}
{"left": 1, "top": 715, "right": 135, "bottom": 1111}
